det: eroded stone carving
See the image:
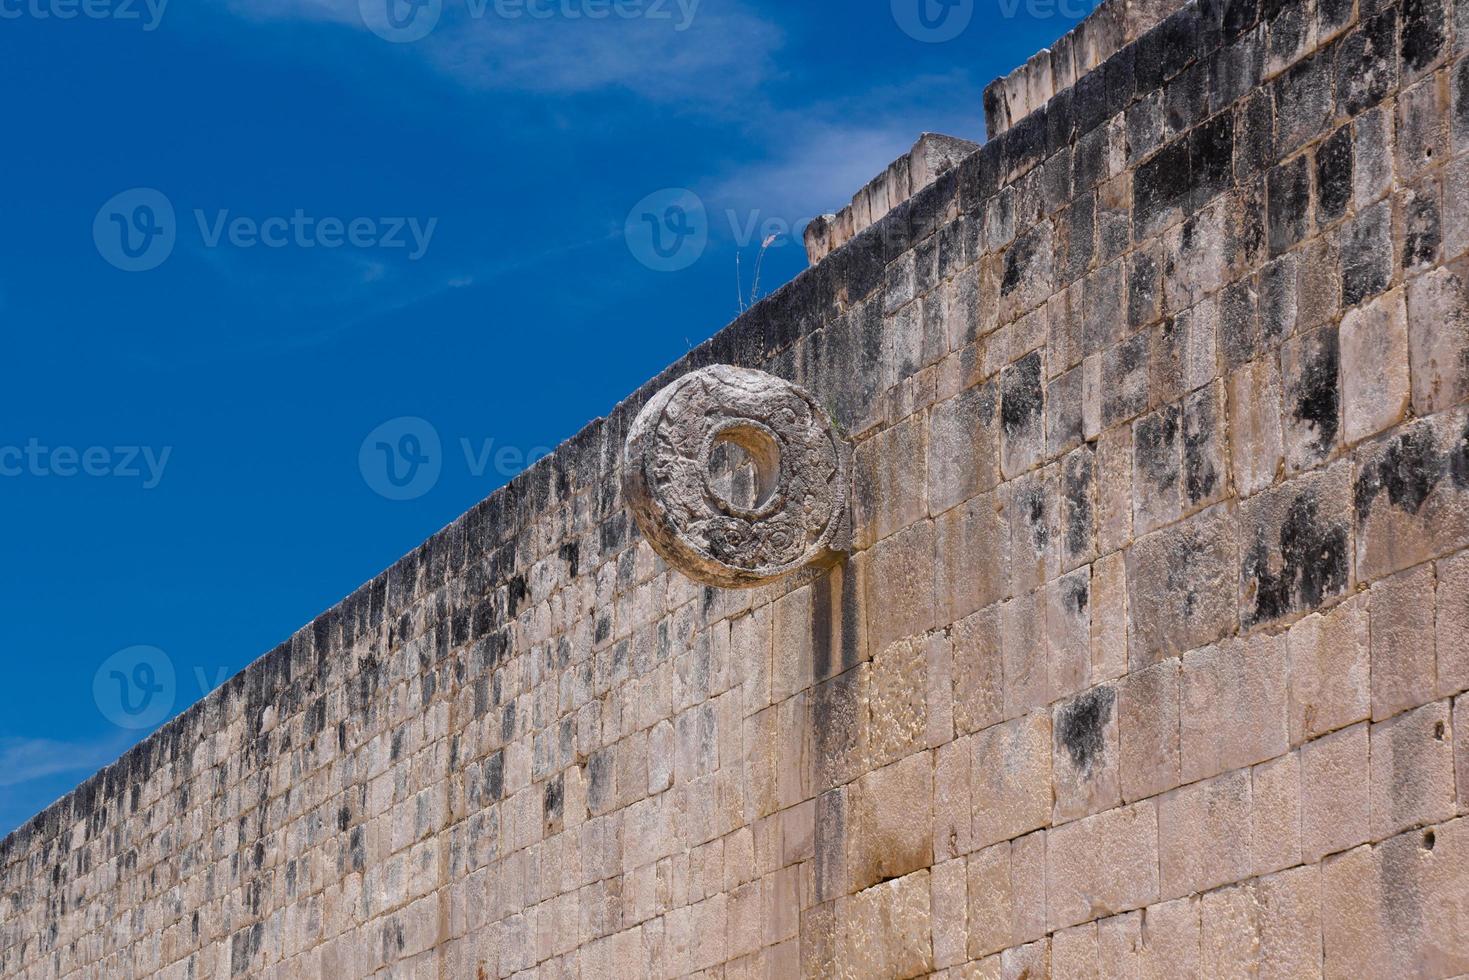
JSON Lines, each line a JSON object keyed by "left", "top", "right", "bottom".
{"left": 623, "top": 365, "right": 852, "bottom": 589}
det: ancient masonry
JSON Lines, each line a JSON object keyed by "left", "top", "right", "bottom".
{"left": 6, "top": 0, "right": 1469, "bottom": 972}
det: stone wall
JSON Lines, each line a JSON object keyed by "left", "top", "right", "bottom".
{"left": 5, "top": 0, "right": 1469, "bottom": 974}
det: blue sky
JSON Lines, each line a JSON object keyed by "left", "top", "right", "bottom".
{"left": 0, "top": 0, "right": 1090, "bottom": 834}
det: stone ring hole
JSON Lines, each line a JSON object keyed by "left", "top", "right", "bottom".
{"left": 706, "top": 420, "right": 782, "bottom": 517}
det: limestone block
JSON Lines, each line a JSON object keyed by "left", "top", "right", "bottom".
{"left": 1180, "top": 634, "right": 1289, "bottom": 783}
{"left": 1047, "top": 569, "right": 1093, "bottom": 703}
{"left": 1302, "top": 722, "right": 1371, "bottom": 862}
{"left": 936, "top": 492, "right": 1009, "bottom": 630}
{"left": 1118, "top": 658, "right": 1181, "bottom": 802}
{"left": 929, "top": 382, "right": 1001, "bottom": 517}
{"left": 1090, "top": 550, "right": 1128, "bottom": 684}
{"left": 1238, "top": 461, "right": 1353, "bottom": 630}
{"left": 1051, "top": 685, "right": 1121, "bottom": 824}
{"left": 854, "top": 413, "right": 927, "bottom": 549}
{"left": 1354, "top": 406, "right": 1469, "bottom": 582}
{"left": 931, "top": 858, "right": 968, "bottom": 970}
{"left": 1280, "top": 324, "right": 1343, "bottom": 473}
{"left": 1439, "top": 550, "right": 1469, "bottom": 696}
{"left": 1370, "top": 563, "right": 1439, "bottom": 721}
{"left": 865, "top": 521, "right": 937, "bottom": 654}
{"left": 1002, "top": 590, "right": 1050, "bottom": 719}
{"left": 849, "top": 751, "right": 933, "bottom": 893}
{"left": 971, "top": 710, "right": 1052, "bottom": 850}
{"left": 1253, "top": 751, "right": 1302, "bottom": 876}
{"left": 1340, "top": 288, "right": 1412, "bottom": 444}
{"left": 1046, "top": 802, "right": 1160, "bottom": 931}
{"left": 1158, "top": 768, "right": 1254, "bottom": 899}
{"left": 1001, "top": 350, "right": 1047, "bottom": 478}
{"left": 835, "top": 871, "right": 933, "bottom": 980}
{"left": 1406, "top": 259, "right": 1469, "bottom": 415}
{"left": 1127, "top": 505, "right": 1239, "bottom": 667}
{"left": 1286, "top": 593, "right": 1371, "bottom": 744}
{"left": 952, "top": 605, "right": 1004, "bottom": 736}
{"left": 1370, "top": 700, "right": 1457, "bottom": 839}
{"left": 1322, "top": 819, "right": 1469, "bottom": 979}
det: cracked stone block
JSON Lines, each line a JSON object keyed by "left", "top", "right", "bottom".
{"left": 1340, "top": 288, "right": 1412, "bottom": 444}
{"left": 1003, "top": 590, "right": 1049, "bottom": 719}
{"left": 1133, "top": 402, "right": 1182, "bottom": 536}
{"left": 1059, "top": 445, "right": 1097, "bottom": 574}
{"left": 1052, "top": 684, "right": 1121, "bottom": 823}
{"left": 952, "top": 605, "right": 1003, "bottom": 736}
{"left": 835, "top": 871, "right": 933, "bottom": 980}
{"left": 1150, "top": 300, "right": 1219, "bottom": 406}
{"left": 1253, "top": 751, "right": 1303, "bottom": 875}
{"left": 1315, "top": 124, "right": 1354, "bottom": 226}
{"left": 1370, "top": 563, "right": 1438, "bottom": 721}
{"left": 848, "top": 752, "right": 933, "bottom": 892}
{"left": 936, "top": 491, "right": 1008, "bottom": 627}
{"left": 1353, "top": 405, "right": 1469, "bottom": 581}
{"left": 1400, "top": 179, "right": 1442, "bottom": 273}
{"left": 1047, "top": 366, "right": 1085, "bottom": 459}
{"left": 1239, "top": 462, "right": 1353, "bottom": 629}
{"left": 1128, "top": 505, "right": 1239, "bottom": 667}
{"left": 1287, "top": 593, "right": 1371, "bottom": 744}
{"left": 1406, "top": 259, "right": 1469, "bottom": 415}
{"left": 1437, "top": 550, "right": 1469, "bottom": 695}
{"left": 1181, "top": 633, "right": 1290, "bottom": 782}
{"left": 1281, "top": 324, "right": 1343, "bottom": 473}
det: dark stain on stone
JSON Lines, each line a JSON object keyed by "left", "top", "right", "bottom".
{"left": 1401, "top": 0, "right": 1446, "bottom": 73}
{"left": 1245, "top": 489, "right": 1349, "bottom": 625}
{"left": 1137, "top": 406, "right": 1181, "bottom": 500}
{"left": 507, "top": 574, "right": 529, "bottom": 618}
{"left": 1294, "top": 330, "right": 1341, "bottom": 460}
{"left": 1002, "top": 352, "right": 1045, "bottom": 438}
{"left": 558, "top": 541, "right": 580, "bottom": 578}
{"left": 1069, "top": 577, "right": 1090, "bottom": 614}
{"left": 1057, "top": 686, "right": 1115, "bottom": 775}
{"left": 812, "top": 569, "right": 834, "bottom": 681}
{"left": 543, "top": 774, "right": 564, "bottom": 823}
{"left": 1354, "top": 423, "right": 1446, "bottom": 520}
{"left": 1063, "top": 449, "right": 1094, "bottom": 558}
{"left": 338, "top": 806, "right": 350, "bottom": 832}
{"left": 1451, "top": 418, "right": 1469, "bottom": 489}
{"left": 1001, "top": 228, "right": 1040, "bottom": 295}
{"left": 1184, "top": 393, "right": 1220, "bottom": 506}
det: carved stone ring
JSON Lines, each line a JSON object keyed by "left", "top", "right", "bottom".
{"left": 623, "top": 365, "right": 852, "bottom": 589}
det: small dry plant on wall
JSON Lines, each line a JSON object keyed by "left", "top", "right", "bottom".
{"left": 736, "top": 234, "right": 779, "bottom": 314}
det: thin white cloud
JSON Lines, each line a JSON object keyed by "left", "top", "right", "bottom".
{"left": 221, "top": 0, "right": 782, "bottom": 104}
{"left": 0, "top": 734, "right": 133, "bottom": 789}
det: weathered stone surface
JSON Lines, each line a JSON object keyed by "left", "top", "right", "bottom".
{"left": 1406, "top": 259, "right": 1469, "bottom": 415}
{"left": 1239, "top": 462, "right": 1353, "bottom": 629}
{"left": 835, "top": 871, "right": 933, "bottom": 980}
{"left": 1158, "top": 768, "right": 1254, "bottom": 898}
{"left": 1180, "top": 634, "right": 1289, "bottom": 783}
{"left": 1302, "top": 722, "right": 1372, "bottom": 862}
{"left": 1046, "top": 802, "right": 1160, "bottom": 931}
{"left": 1286, "top": 593, "right": 1371, "bottom": 744}
{"left": 1353, "top": 405, "right": 1469, "bottom": 581}
{"left": 1370, "top": 700, "right": 1456, "bottom": 838}
{"left": 624, "top": 365, "right": 853, "bottom": 589}
{"left": 1340, "top": 288, "right": 1412, "bottom": 444}
{"left": 1118, "top": 658, "right": 1181, "bottom": 802}
{"left": 1052, "top": 684, "right": 1121, "bottom": 823}
{"left": 971, "top": 710, "right": 1053, "bottom": 849}
{"left": 1370, "top": 562, "right": 1440, "bottom": 721}
{"left": 1438, "top": 549, "right": 1469, "bottom": 695}
{"left": 1228, "top": 356, "right": 1286, "bottom": 498}
{"left": 1127, "top": 505, "right": 1239, "bottom": 666}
